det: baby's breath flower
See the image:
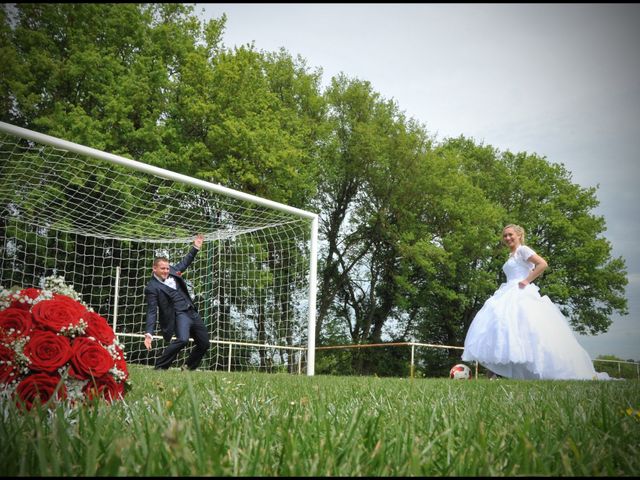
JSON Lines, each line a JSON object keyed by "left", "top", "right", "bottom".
{"left": 64, "top": 378, "right": 87, "bottom": 403}
{"left": 59, "top": 319, "right": 88, "bottom": 338}
{"left": 110, "top": 366, "right": 127, "bottom": 382}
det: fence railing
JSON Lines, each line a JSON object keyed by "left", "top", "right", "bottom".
{"left": 316, "top": 341, "right": 470, "bottom": 378}
{"left": 593, "top": 358, "right": 640, "bottom": 379}
{"left": 315, "top": 342, "right": 640, "bottom": 379}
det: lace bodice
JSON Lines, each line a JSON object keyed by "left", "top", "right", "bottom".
{"left": 502, "top": 245, "right": 536, "bottom": 282}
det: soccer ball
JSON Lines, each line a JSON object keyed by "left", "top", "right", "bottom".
{"left": 449, "top": 363, "right": 471, "bottom": 380}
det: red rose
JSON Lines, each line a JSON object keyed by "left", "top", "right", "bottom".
{"left": 51, "top": 294, "right": 87, "bottom": 315}
{"left": 83, "top": 374, "right": 124, "bottom": 402}
{"left": 69, "top": 337, "right": 114, "bottom": 379}
{"left": 0, "top": 343, "right": 19, "bottom": 384}
{"left": 0, "top": 307, "right": 33, "bottom": 340}
{"left": 23, "top": 330, "right": 72, "bottom": 373}
{"left": 9, "top": 287, "right": 42, "bottom": 310}
{"left": 85, "top": 311, "right": 116, "bottom": 345}
{"left": 15, "top": 372, "right": 67, "bottom": 410}
{"left": 31, "top": 296, "right": 87, "bottom": 333}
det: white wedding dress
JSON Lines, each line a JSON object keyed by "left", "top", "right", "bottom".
{"left": 462, "top": 245, "right": 610, "bottom": 380}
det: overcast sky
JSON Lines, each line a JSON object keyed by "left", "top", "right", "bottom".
{"left": 198, "top": 3, "right": 640, "bottom": 361}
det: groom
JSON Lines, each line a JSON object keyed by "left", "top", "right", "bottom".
{"left": 143, "top": 234, "right": 210, "bottom": 370}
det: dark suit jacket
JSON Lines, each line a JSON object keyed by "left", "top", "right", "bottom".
{"left": 145, "top": 246, "right": 200, "bottom": 342}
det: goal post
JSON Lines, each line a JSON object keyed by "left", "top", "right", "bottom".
{"left": 0, "top": 121, "right": 318, "bottom": 375}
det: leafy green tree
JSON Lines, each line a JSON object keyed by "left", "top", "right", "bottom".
{"left": 183, "top": 45, "right": 325, "bottom": 207}
{"left": 314, "top": 76, "right": 455, "bottom": 353}
{"left": 314, "top": 75, "right": 397, "bottom": 345}
{"left": 1, "top": 3, "right": 207, "bottom": 311}
{"left": 499, "top": 150, "right": 627, "bottom": 334}
{"left": 438, "top": 137, "right": 627, "bottom": 335}
{"left": 392, "top": 143, "right": 503, "bottom": 361}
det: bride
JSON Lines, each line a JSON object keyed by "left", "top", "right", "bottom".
{"left": 462, "top": 224, "right": 610, "bottom": 380}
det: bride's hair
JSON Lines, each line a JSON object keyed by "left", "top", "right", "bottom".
{"left": 503, "top": 224, "right": 526, "bottom": 245}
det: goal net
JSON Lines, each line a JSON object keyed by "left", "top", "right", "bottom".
{"left": 0, "top": 122, "right": 318, "bottom": 375}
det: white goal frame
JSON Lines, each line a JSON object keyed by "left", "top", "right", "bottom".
{"left": 0, "top": 121, "right": 318, "bottom": 375}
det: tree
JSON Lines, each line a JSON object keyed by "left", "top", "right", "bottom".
{"left": 435, "top": 137, "right": 628, "bottom": 336}
{"left": 392, "top": 143, "right": 504, "bottom": 359}
{"left": 314, "top": 75, "right": 441, "bottom": 344}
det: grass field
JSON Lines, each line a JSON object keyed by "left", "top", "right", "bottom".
{"left": 1, "top": 365, "right": 639, "bottom": 476}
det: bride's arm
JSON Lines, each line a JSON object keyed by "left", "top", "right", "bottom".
{"left": 519, "top": 253, "right": 548, "bottom": 288}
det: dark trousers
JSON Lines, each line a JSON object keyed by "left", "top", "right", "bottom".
{"left": 155, "top": 309, "right": 210, "bottom": 370}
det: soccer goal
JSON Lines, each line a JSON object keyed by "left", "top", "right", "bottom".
{"left": 0, "top": 121, "right": 318, "bottom": 375}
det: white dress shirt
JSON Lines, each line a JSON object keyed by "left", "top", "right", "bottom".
{"left": 153, "top": 274, "right": 177, "bottom": 289}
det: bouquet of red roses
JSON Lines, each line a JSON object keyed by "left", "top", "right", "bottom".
{"left": 0, "top": 277, "right": 129, "bottom": 410}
